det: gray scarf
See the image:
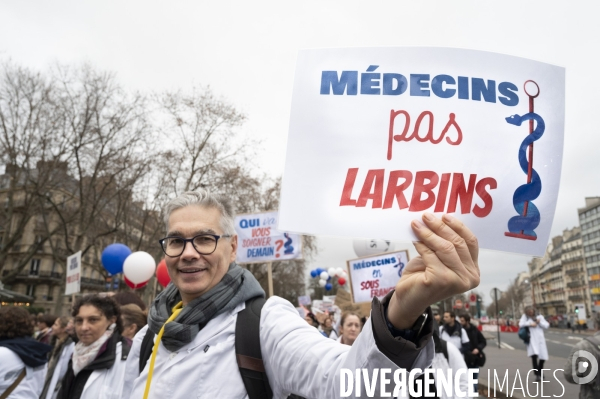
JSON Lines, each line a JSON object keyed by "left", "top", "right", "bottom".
{"left": 148, "top": 263, "right": 264, "bottom": 351}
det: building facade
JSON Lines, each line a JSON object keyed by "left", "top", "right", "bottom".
{"left": 579, "top": 197, "right": 600, "bottom": 312}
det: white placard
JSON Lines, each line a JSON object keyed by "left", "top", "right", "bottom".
{"left": 347, "top": 250, "right": 409, "bottom": 304}
{"left": 65, "top": 251, "right": 81, "bottom": 295}
{"left": 279, "top": 47, "right": 565, "bottom": 256}
{"left": 235, "top": 211, "right": 302, "bottom": 264}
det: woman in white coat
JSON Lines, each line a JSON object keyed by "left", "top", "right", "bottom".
{"left": 0, "top": 306, "right": 51, "bottom": 398}
{"left": 40, "top": 316, "right": 75, "bottom": 399}
{"left": 519, "top": 306, "right": 549, "bottom": 381}
{"left": 57, "top": 295, "right": 131, "bottom": 399}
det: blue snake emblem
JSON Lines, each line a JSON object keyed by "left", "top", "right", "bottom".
{"left": 283, "top": 233, "right": 294, "bottom": 254}
{"left": 505, "top": 112, "right": 545, "bottom": 238}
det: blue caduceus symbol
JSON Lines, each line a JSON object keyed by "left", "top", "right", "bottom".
{"left": 283, "top": 233, "right": 294, "bottom": 254}
{"left": 504, "top": 80, "right": 544, "bottom": 241}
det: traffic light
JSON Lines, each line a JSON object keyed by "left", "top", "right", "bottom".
{"left": 499, "top": 310, "right": 503, "bottom": 315}
{"left": 575, "top": 307, "right": 579, "bottom": 313}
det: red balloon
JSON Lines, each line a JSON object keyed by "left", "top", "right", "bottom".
{"left": 124, "top": 276, "right": 148, "bottom": 289}
{"left": 338, "top": 277, "right": 346, "bottom": 286}
{"left": 156, "top": 259, "right": 171, "bottom": 288}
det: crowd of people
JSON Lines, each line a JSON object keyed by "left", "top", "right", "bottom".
{"left": 0, "top": 189, "right": 481, "bottom": 398}
{"left": 0, "top": 293, "right": 148, "bottom": 399}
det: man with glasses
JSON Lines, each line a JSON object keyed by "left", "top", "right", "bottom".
{"left": 122, "top": 189, "right": 480, "bottom": 398}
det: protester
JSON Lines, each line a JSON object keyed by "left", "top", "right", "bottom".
{"left": 337, "top": 312, "right": 362, "bottom": 346}
{"left": 440, "top": 311, "right": 470, "bottom": 353}
{"left": 433, "top": 310, "right": 441, "bottom": 325}
{"left": 113, "top": 291, "right": 147, "bottom": 311}
{"left": 120, "top": 304, "right": 147, "bottom": 340}
{"left": 427, "top": 323, "right": 470, "bottom": 399}
{"left": 318, "top": 316, "right": 338, "bottom": 339}
{"left": 40, "top": 316, "right": 75, "bottom": 399}
{"left": 36, "top": 314, "right": 58, "bottom": 345}
{"left": 121, "top": 189, "right": 480, "bottom": 398}
{"left": 459, "top": 313, "right": 486, "bottom": 394}
{"left": 57, "top": 295, "right": 131, "bottom": 399}
{"left": 519, "top": 306, "right": 549, "bottom": 382}
{"left": 564, "top": 331, "right": 600, "bottom": 398}
{"left": 304, "top": 312, "right": 319, "bottom": 328}
{"left": 0, "top": 306, "right": 52, "bottom": 398}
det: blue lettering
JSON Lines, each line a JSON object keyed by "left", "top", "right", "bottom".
{"left": 239, "top": 219, "right": 248, "bottom": 229}
{"left": 498, "top": 82, "right": 519, "bottom": 106}
{"left": 472, "top": 78, "right": 496, "bottom": 103}
{"left": 383, "top": 73, "right": 407, "bottom": 95}
{"left": 247, "top": 247, "right": 274, "bottom": 257}
{"left": 410, "top": 74, "right": 430, "bottom": 97}
{"left": 361, "top": 65, "right": 380, "bottom": 95}
{"left": 431, "top": 75, "right": 456, "bottom": 99}
{"left": 457, "top": 76, "right": 469, "bottom": 100}
{"left": 320, "top": 71, "right": 358, "bottom": 95}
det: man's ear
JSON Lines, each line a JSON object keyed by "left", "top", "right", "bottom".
{"left": 229, "top": 235, "right": 238, "bottom": 262}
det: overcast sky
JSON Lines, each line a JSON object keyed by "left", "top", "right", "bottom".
{"left": 2, "top": 1, "right": 599, "bottom": 306}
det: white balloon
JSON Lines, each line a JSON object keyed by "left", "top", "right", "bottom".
{"left": 123, "top": 251, "right": 156, "bottom": 284}
{"left": 318, "top": 279, "right": 327, "bottom": 287}
{"left": 336, "top": 267, "right": 344, "bottom": 275}
{"left": 328, "top": 267, "right": 336, "bottom": 277}
{"left": 352, "top": 239, "right": 395, "bottom": 257}
{"left": 320, "top": 271, "right": 329, "bottom": 280}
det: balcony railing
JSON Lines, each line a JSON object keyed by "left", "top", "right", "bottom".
{"left": 2, "top": 270, "right": 62, "bottom": 280}
{"left": 566, "top": 268, "right": 583, "bottom": 275}
{"left": 569, "top": 295, "right": 584, "bottom": 301}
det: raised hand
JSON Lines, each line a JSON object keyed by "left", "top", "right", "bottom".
{"left": 387, "top": 213, "right": 480, "bottom": 329}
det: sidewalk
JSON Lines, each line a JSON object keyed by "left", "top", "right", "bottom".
{"left": 477, "top": 344, "right": 579, "bottom": 398}
{"left": 548, "top": 327, "right": 598, "bottom": 335}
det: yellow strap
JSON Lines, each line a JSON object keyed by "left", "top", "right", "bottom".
{"left": 142, "top": 301, "right": 183, "bottom": 399}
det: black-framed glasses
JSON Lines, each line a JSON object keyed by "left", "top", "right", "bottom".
{"left": 158, "top": 234, "right": 232, "bottom": 257}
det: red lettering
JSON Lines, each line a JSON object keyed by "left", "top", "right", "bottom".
{"left": 360, "top": 280, "right": 380, "bottom": 290}
{"left": 251, "top": 228, "right": 271, "bottom": 237}
{"left": 339, "top": 168, "right": 497, "bottom": 216}
{"left": 383, "top": 170, "right": 412, "bottom": 209}
{"left": 473, "top": 177, "right": 498, "bottom": 217}
{"left": 408, "top": 171, "right": 439, "bottom": 212}
{"left": 356, "top": 169, "right": 384, "bottom": 208}
{"left": 447, "top": 173, "right": 477, "bottom": 214}
{"left": 434, "top": 173, "right": 451, "bottom": 212}
{"left": 340, "top": 168, "right": 359, "bottom": 206}
{"left": 387, "top": 110, "right": 463, "bottom": 160}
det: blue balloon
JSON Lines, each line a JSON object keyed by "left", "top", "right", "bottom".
{"left": 310, "top": 270, "right": 318, "bottom": 278}
{"left": 325, "top": 283, "right": 332, "bottom": 291}
{"left": 327, "top": 276, "right": 331, "bottom": 281}
{"left": 101, "top": 243, "right": 132, "bottom": 275}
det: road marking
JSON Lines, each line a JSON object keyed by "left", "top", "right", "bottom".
{"left": 568, "top": 336, "right": 582, "bottom": 340}
{"left": 500, "top": 342, "right": 515, "bottom": 350}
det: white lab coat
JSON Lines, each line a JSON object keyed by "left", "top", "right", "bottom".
{"left": 0, "top": 347, "right": 46, "bottom": 399}
{"left": 519, "top": 314, "right": 549, "bottom": 360}
{"left": 123, "top": 296, "right": 434, "bottom": 399}
{"left": 430, "top": 343, "right": 470, "bottom": 399}
{"left": 73, "top": 341, "right": 128, "bottom": 399}
{"left": 439, "top": 325, "right": 470, "bottom": 352}
{"left": 43, "top": 342, "right": 75, "bottom": 399}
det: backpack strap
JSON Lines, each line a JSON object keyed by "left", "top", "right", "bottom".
{"left": 235, "top": 296, "right": 273, "bottom": 399}
{"left": 0, "top": 368, "right": 25, "bottom": 399}
{"left": 139, "top": 328, "right": 155, "bottom": 374}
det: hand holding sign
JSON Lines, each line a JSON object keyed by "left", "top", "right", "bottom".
{"left": 387, "top": 213, "right": 480, "bottom": 330}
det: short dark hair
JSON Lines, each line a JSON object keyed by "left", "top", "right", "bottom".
{"left": 444, "top": 311, "right": 456, "bottom": 319}
{"left": 459, "top": 313, "right": 471, "bottom": 323}
{"left": 72, "top": 295, "right": 123, "bottom": 334}
{"left": 113, "top": 292, "right": 147, "bottom": 311}
{"left": 37, "top": 313, "right": 58, "bottom": 328}
{"left": 120, "top": 304, "right": 147, "bottom": 335}
{"left": 0, "top": 306, "right": 34, "bottom": 339}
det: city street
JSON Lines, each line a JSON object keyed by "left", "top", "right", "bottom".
{"left": 479, "top": 329, "right": 595, "bottom": 398}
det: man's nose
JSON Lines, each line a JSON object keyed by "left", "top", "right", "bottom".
{"left": 180, "top": 240, "right": 200, "bottom": 259}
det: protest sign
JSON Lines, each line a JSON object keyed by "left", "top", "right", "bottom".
{"left": 65, "top": 251, "right": 81, "bottom": 295}
{"left": 279, "top": 47, "right": 565, "bottom": 256}
{"left": 298, "top": 295, "right": 311, "bottom": 306}
{"left": 347, "top": 250, "right": 409, "bottom": 304}
{"left": 235, "top": 211, "right": 302, "bottom": 263}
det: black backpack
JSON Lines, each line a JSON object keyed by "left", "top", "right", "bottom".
{"left": 139, "top": 296, "right": 273, "bottom": 399}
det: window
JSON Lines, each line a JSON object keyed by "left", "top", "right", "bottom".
{"left": 35, "top": 235, "right": 43, "bottom": 252}
{"left": 29, "top": 259, "right": 40, "bottom": 275}
{"left": 25, "top": 284, "right": 35, "bottom": 297}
